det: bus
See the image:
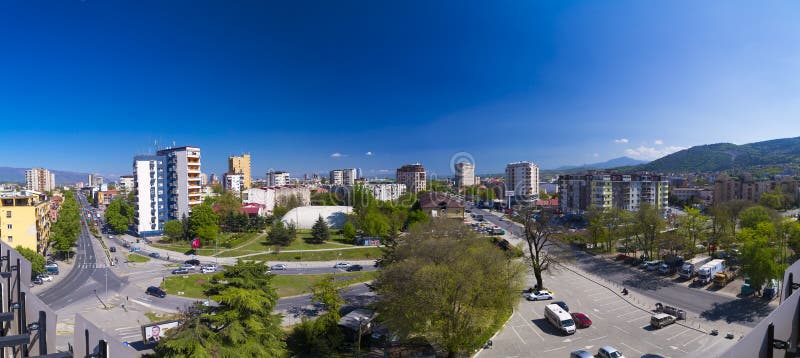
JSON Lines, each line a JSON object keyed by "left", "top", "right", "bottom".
{"left": 544, "top": 304, "right": 576, "bottom": 335}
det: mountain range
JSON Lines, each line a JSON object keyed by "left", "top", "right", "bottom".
{"left": 550, "top": 156, "right": 648, "bottom": 171}
{"left": 0, "top": 167, "right": 94, "bottom": 185}
{"left": 624, "top": 136, "right": 800, "bottom": 173}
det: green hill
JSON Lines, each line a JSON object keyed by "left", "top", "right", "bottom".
{"left": 626, "top": 137, "right": 800, "bottom": 173}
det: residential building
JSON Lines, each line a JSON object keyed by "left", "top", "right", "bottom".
{"left": 117, "top": 175, "right": 134, "bottom": 195}
{"left": 200, "top": 172, "right": 208, "bottom": 186}
{"left": 712, "top": 174, "right": 799, "bottom": 206}
{"left": 267, "top": 171, "right": 290, "bottom": 186}
{"left": 209, "top": 173, "right": 220, "bottom": 185}
{"left": 133, "top": 155, "right": 167, "bottom": 236}
{"left": 157, "top": 146, "right": 202, "bottom": 219}
{"left": 25, "top": 168, "right": 55, "bottom": 192}
{"left": 0, "top": 190, "right": 51, "bottom": 253}
{"left": 329, "top": 170, "right": 343, "bottom": 185}
{"left": 396, "top": 164, "right": 426, "bottom": 194}
{"left": 362, "top": 183, "right": 407, "bottom": 201}
{"left": 88, "top": 174, "right": 95, "bottom": 187}
{"left": 454, "top": 162, "right": 475, "bottom": 188}
{"left": 223, "top": 173, "right": 245, "bottom": 194}
{"left": 418, "top": 192, "right": 465, "bottom": 219}
{"left": 505, "top": 161, "right": 539, "bottom": 201}
{"left": 95, "top": 190, "right": 120, "bottom": 208}
{"left": 228, "top": 153, "right": 252, "bottom": 189}
{"left": 558, "top": 172, "right": 669, "bottom": 213}
{"left": 242, "top": 186, "right": 311, "bottom": 215}
{"left": 88, "top": 173, "right": 104, "bottom": 187}
{"left": 329, "top": 168, "right": 357, "bottom": 186}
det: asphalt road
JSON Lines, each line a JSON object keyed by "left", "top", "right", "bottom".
{"left": 37, "top": 192, "right": 127, "bottom": 310}
{"left": 471, "top": 207, "right": 773, "bottom": 327}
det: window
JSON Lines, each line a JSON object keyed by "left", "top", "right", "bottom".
{"left": 5, "top": 211, "right": 9, "bottom": 218}
{"left": 7, "top": 236, "right": 11, "bottom": 243}
{"left": 6, "top": 224, "right": 11, "bottom": 230}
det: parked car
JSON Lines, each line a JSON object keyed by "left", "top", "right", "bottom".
{"left": 570, "top": 350, "right": 594, "bottom": 358}
{"left": 129, "top": 247, "right": 141, "bottom": 253}
{"left": 346, "top": 264, "right": 363, "bottom": 272}
{"left": 149, "top": 252, "right": 160, "bottom": 258}
{"left": 172, "top": 268, "right": 189, "bottom": 275}
{"left": 122, "top": 242, "right": 131, "bottom": 248}
{"left": 37, "top": 274, "right": 53, "bottom": 282}
{"left": 271, "top": 264, "right": 288, "bottom": 270}
{"left": 109, "top": 246, "right": 116, "bottom": 253}
{"left": 650, "top": 313, "right": 677, "bottom": 328}
{"left": 201, "top": 267, "right": 216, "bottom": 274}
{"left": 374, "top": 259, "right": 383, "bottom": 267}
{"left": 32, "top": 277, "right": 44, "bottom": 285}
{"left": 146, "top": 286, "right": 167, "bottom": 298}
{"left": 525, "top": 290, "right": 553, "bottom": 301}
{"left": 646, "top": 260, "right": 662, "bottom": 271}
{"left": 46, "top": 266, "right": 59, "bottom": 275}
{"left": 334, "top": 262, "right": 350, "bottom": 269}
{"left": 597, "top": 346, "right": 625, "bottom": 358}
{"left": 571, "top": 312, "right": 592, "bottom": 328}
{"left": 553, "top": 301, "right": 570, "bottom": 312}
{"left": 185, "top": 259, "right": 201, "bottom": 266}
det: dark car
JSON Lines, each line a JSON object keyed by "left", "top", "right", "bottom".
{"left": 172, "top": 268, "right": 189, "bottom": 275}
{"left": 32, "top": 277, "right": 44, "bottom": 285}
{"left": 122, "top": 242, "right": 131, "bottom": 248}
{"left": 185, "top": 259, "right": 201, "bottom": 266}
{"left": 149, "top": 252, "right": 160, "bottom": 258}
{"left": 146, "top": 286, "right": 167, "bottom": 298}
{"left": 374, "top": 259, "right": 383, "bottom": 267}
{"left": 553, "top": 301, "right": 569, "bottom": 312}
{"left": 571, "top": 312, "right": 592, "bottom": 328}
{"left": 109, "top": 246, "right": 116, "bottom": 253}
{"left": 346, "top": 264, "right": 364, "bottom": 272}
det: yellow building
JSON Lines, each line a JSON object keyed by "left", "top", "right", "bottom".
{"left": 0, "top": 191, "right": 51, "bottom": 254}
{"left": 228, "top": 153, "right": 252, "bottom": 189}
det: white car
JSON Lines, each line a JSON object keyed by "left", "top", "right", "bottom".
{"left": 179, "top": 264, "right": 195, "bottom": 270}
{"left": 334, "top": 262, "right": 350, "bottom": 269}
{"left": 201, "top": 267, "right": 216, "bottom": 274}
{"left": 38, "top": 274, "right": 53, "bottom": 282}
{"left": 271, "top": 264, "right": 288, "bottom": 270}
{"left": 525, "top": 290, "right": 554, "bottom": 301}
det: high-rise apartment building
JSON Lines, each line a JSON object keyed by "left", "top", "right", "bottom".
{"left": 267, "top": 171, "right": 290, "bottom": 186}
{"left": 505, "top": 162, "right": 539, "bottom": 200}
{"left": 223, "top": 173, "right": 245, "bottom": 193}
{"left": 396, "top": 164, "right": 426, "bottom": 194}
{"left": 157, "top": 146, "right": 202, "bottom": 219}
{"left": 117, "top": 175, "right": 134, "bottom": 195}
{"left": 329, "top": 170, "right": 343, "bottom": 185}
{"left": 133, "top": 155, "right": 167, "bottom": 236}
{"left": 228, "top": 153, "right": 251, "bottom": 189}
{"left": 330, "top": 168, "right": 357, "bottom": 186}
{"left": 558, "top": 172, "right": 669, "bottom": 213}
{"left": 25, "top": 168, "right": 55, "bottom": 192}
{"left": 0, "top": 190, "right": 51, "bottom": 253}
{"left": 454, "top": 162, "right": 475, "bottom": 188}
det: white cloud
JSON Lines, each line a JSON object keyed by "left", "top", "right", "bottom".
{"left": 654, "top": 139, "right": 664, "bottom": 145}
{"left": 592, "top": 153, "right": 599, "bottom": 157}
{"left": 330, "top": 152, "right": 346, "bottom": 158}
{"left": 624, "top": 145, "right": 686, "bottom": 160}
{"left": 365, "top": 151, "right": 373, "bottom": 156}
{"left": 377, "top": 169, "right": 390, "bottom": 174}
{"left": 614, "top": 138, "right": 629, "bottom": 144}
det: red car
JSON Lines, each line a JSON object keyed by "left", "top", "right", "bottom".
{"left": 571, "top": 312, "right": 592, "bottom": 328}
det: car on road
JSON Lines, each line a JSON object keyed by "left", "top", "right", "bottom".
{"left": 570, "top": 350, "right": 594, "bottom": 358}
{"left": 146, "top": 286, "right": 167, "bottom": 298}
{"left": 597, "top": 346, "right": 625, "bottom": 358}
{"left": 553, "top": 301, "right": 569, "bottom": 312}
{"left": 525, "top": 290, "right": 553, "bottom": 301}
{"left": 185, "top": 259, "right": 201, "bottom": 266}
{"left": 346, "top": 264, "right": 363, "bottom": 272}
{"left": 37, "top": 274, "right": 53, "bottom": 282}
{"left": 179, "top": 264, "right": 195, "bottom": 270}
{"left": 271, "top": 264, "right": 288, "bottom": 270}
{"left": 122, "top": 242, "right": 131, "bottom": 248}
{"left": 109, "top": 246, "right": 116, "bottom": 252}
{"left": 374, "top": 259, "right": 383, "bottom": 267}
{"left": 172, "top": 268, "right": 189, "bottom": 275}
{"left": 334, "top": 262, "right": 350, "bottom": 269}
{"left": 201, "top": 267, "right": 216, "bottom": 274}
{"left": 130, "top": 247, "right": 142, "bottom": 252}
{"left": 149, "top": 252, "right": 160, "bottom": 258}
{"left": 571, "top": 312, "right": 592, "bottom": 328}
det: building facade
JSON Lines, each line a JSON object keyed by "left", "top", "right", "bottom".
{"left": 133, "top": 155, "right": 167, "bottom": 236}
{"left": 267, "top": 171, "right": 291, "bottom": 186}
{"left": 95, "top": 189, "right": 120, "bottom": 208}
{"left": 330, "top": 168, "right": 357, "bottom": 186}
{"left": 157, "top": 146, "right": 202, "bottom": 219}
{"left": 558, "top": 172, "right": 669, "bottom": 213}
{"left": 329, "top": 170, "right": 344, "bottom": 186}
{"left": 25, "top": 168, "right": 55, "bottom": 192}
{"left": 223, "top": 173, "right": 245, "bottom": 194}
{"left": 713, "top": 174, "right": 799, "bottom": 206}
{"left": 396, "top": 164, "right": 426, "bottom": 194}
{"left": 242, "top": 186, "right": 311, "bottom": 215}
{"left": 362, "top": 183, "right": 407, "bottom": 201}
{"left": 117, "top": 175, "right": 134, "bottom": 195}
{"left": 454, "top": 162, "right": 475, "bottom": 188}
{"left": 0, "top": 190, "right": 51, "bottom": 253}
{"left": 505, "top": 161, "right": 539, "bottom": 201}
{"left": 228, "top": 153, "right": 251, "bottom": 189}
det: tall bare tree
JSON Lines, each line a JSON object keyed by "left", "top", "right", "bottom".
{"left": 520, "top": 206, "right": 559, "bottom": 290}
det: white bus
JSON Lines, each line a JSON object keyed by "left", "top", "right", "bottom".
{"left": 544, "top": 304, "right": 576, "bottom": 335}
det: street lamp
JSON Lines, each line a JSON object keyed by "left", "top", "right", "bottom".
{"left": 355, "top": 317, "right": 370, "bottom": 358}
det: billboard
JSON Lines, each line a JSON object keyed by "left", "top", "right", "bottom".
{"left": 191, "top": 238, "right": 201, "bottom": 249}
{"left": 141, "top": 320, "right": 180, "bottom": 344}
{"left": 505, "top": 190, "right": 515, "bottom": 197}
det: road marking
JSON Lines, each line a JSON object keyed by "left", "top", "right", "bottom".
{"left": 597, "top": 301, "right": 620, "bottom": 308}
{"left": 516, "top": 311, "right": 545, "bottom": 342}
{"left": 613, "top": 326, "right": 630, "bottom": 335}
{"left": 644, "top": 340, "right": 663, "bottom": 350}
{"left": 620, "top": 342, "right": 643, "bottom": 354}
{"left": 670, "top": 345, "right": 689, "bottom": 353}
{"left": 618, "top": 310, "right": 642, "bottom": 318}
{"left": 588, "top": 336, "right": 607, "bottom": 341}
{"left": 542, "top": 347, "right": 565, "bottom": 353}
{"left": 667, "top": 329, "right": 691, "bottom": 341}
{"left": 626, "top": 315, "right": 649, "bottom": 323}
{"left": 510, "top": 326, "right": 526, "bottom": 345}
{"left": 683, "top": 332, "right": 705, "bottom": 347}
{"left": 588, "top": 292, "right": 608, "bottom": 298}
{"left": 607, "top": 306, "right": 630, "bottom": 313}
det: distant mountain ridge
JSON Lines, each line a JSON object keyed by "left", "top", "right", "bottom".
{"left": 551, "top": 156, "right": 648, "bottom": 171}
{"left": 0, "top": 167, "right": 94, "bottom": 185}
{"left": 625, "top": 136, "right": 800, "bottom": 173}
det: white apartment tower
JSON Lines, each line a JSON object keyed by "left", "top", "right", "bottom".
{"left": 25, "top": 168, "right": 55, "bottom": 192}
{"left": 505, "top": 161, "right": 539, "bottom": 201}
{"left": 454, "top": 162, "right": 475, "bottom": 188}
{"left": 157, "top": 146, "right": 202, "bottom": 220}
{"left": 223, "top": 173, "right": 245, "bottom": 193}
{"left": 267, "top": 171, "right": 290, "bottom": 186}
{"left": 133, "top": 155, "right": 166, "bottom": 236}
{"left": 329, "top": 170, "right": 344, "bottom": 185}
{"left": 117, "top": 175, "right": 134, "bottom": 195}
{"left": 330, "top": 168, "right": 357, "bottom": 186}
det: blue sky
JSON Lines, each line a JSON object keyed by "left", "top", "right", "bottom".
{"left": 2, "top": 1, "right": 800, "bottom": 179}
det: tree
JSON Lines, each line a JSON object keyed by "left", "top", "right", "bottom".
{"left": 604, "top": 208, "right": 632, "bottom": 253}
{"left": 51, "top": 191, "right": 81, "bottom": 258}
{"left": 738, "top": 223, "right": 784, "bottom": 294}
{"left": 267, "top": 221, "right": 295, "bottom": 246}
{"left": 16, "top": 246, "right": 45, "bottom": 275}
{"left": 678, "top": 207, "right": 708, "bottom": 257}
{"left": 155, "top": 260, "right": 285, "bottom": 357}
{"left": 342, "top": 221, "right": 356, "bottom": 244}
{"left": 360, "top": 207, "right": 389, "bottom": 237}
{"left": 758, "top": 190, "right": 784, "bottom": 210}
{"left": 189, "top": 203, "right": 219, "bottom": 241}
{"left": 632, "top": 203, "right": 665, "bottom": 260}
{"left": 739, "top": 205, "right": 775, "bottom": 230}
{"left": 287, "top": 275, "right": 346, "bottom": 356}
{"left": 105, "top": 198, "right": 134, "bottom": 234}
{"left": 709, "top": 205, "right": 735, "bottom": 252}
{"left": 163, "top": 220, "right": 184, "bottom": 242}
{"left": 310, "top": 215, "right": 330, "bottom": 244}
{"left": 374, "top": 219, "right": 525, "bottom": 357}
{"left": 406, "top": 209, "right": 428, "bottom": 228}
{"left": 520, "top": 206, "right": 560, "bottom": 290}
{"left": 585, "top": 206, "right": 606, "bottom": 250}
{"left": 272, "top": 206, "right": 290, "bottom": 222}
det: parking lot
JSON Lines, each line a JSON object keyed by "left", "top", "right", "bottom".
{"left": 480, "top": 265, "right": 739, "bottom": 358}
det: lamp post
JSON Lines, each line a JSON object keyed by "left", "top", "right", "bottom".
{"left": 356, "top": 317, "right": 368, "bottom": 358}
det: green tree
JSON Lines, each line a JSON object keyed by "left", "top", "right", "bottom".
{"left": 739, "top": 205, "right": 774, "bottom": 230}
{"left": 51, "top": 191, "right": 81, "bottom": 258}
{"left": 272, "top": 206, "right": 290, "bottom": 222}
{"left": 375, "top": 219, "right": 525, "bottom": 357}
{"left": 738, "top": 223, "right": 784, "bottom": 294}
{"left": 632, "top": 203, "right": 665, "bottom": 260}
{"left": 104, "top": 198, "right": 134, "bottom": 234}
{"left": 585, "top": 206, "right": 607, "bottom": 250}
{"left": 360, "top": 207, "right": 389, "bottom": 237}
{"left": 406, "top": 209, "right": 429, "bottom": 228}
{"left": 267, "top": 221, "right": 295, "bottom": 246}
{"left": 310, "top": 216, "right": 330, "bottom": 244}
{"left": 155, "top": 260, "right": 285, "bottom": 357}
{"left": 16, "top": 246, "right": 45, "bottom": 275}
{"left": 678, "top": 207, "right": 708, "bottom": 257}
{"left": 189, "top": 203, "right": 219, "bottom": 241}
{"left": 163, "top": 220, "right": 184, "bottom": 242}
{"left": 342, "top": 221, "right": 357, "bottom": 244}
{"left": 758, "top": 190, "right": 784, "bottom": 210}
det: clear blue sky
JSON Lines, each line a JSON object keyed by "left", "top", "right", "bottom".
{"left": 2, "top": 1, "right": 800, "bottom": 179}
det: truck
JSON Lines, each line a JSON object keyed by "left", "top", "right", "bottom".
{"left": 658, "top": 255, "right": 684, "bottom": 275}
{"left": 679, "top": 255, "right": 712, "bottom": 280}
{"left": 694, "top": 259, "right": 725, "bottom": 286}
{"left": 713, "top": 270, "right": 736, "bottom": 288}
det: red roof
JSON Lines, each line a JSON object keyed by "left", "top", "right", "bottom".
{"left": 239, "top": 203, "right": 265, "bottom": 215}
{"left": 534, "top": 198, "right": 558, "bottom": 207}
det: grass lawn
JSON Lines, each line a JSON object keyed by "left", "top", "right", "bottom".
{"left": 246, "top": 246, "right": 383, "bottom": 262}
{"left": 153, "top": 232, "right": 261, "bottom": 256}
{"left": 127, "top": 254, "right": 150, "bottom": 263}
{"left": 162, "top": 271, "right": 378, "bottom": 299}
{"left": 217, "top": 230, "right": 351, "bottom": 257}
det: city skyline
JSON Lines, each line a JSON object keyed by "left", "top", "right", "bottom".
{"left": 2, "top": 1, "right": 800, "bottom": 177}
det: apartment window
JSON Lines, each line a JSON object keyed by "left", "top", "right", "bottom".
{"left": 6, "top": 224, "right": 11, "bottom": 230}
{"left": 6, "top": 236, "right": 11, "bottom": 243}
{"left": 5, "top": 211, "right": 9, "bottom": 218}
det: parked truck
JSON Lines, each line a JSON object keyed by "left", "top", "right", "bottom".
{"left": 694, "top": 259, "right": 725, "bottom": 286}
{"left": 658, "top": 255, "right": 684, "bottom": 275}
{"left": 679, "top": 255, "right": 712, "bottom": 280}
{"left": 713, "top": 269, "right": 737, "bottom": 288}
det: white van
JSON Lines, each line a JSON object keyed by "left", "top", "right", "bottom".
{"left": 650, "top": 313, "right": 676, "bottom": 328}
{"left": 544, "top": 304, "right": 576, "bottom": 335}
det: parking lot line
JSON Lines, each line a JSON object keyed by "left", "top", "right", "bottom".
{"left": 618, "top": 310, "right": 643, "bottom": 318}
{"left": 666, "top": 328, "right": 691, "bottom": 341}
{"left": 542, "top": 346, "right": 566, "bottom": 353}
{"left": 588, "top": 335, "right": 608, "bottom": 341}
{"left": 683, "top": 332, "right": 705, "bottom": 347}
{"left": 588, "top": 292, "right": 608, "bottom": 298}
{"left": 510, "top": 326, "right": 526, "bottom": 345}
{"left": 626, "top": 315, "right": 649, "bottom": 323}
{"left": 613, "top": 325, "right": 631, "bottom": 335}
{"left": 620, "top": 342, "right": 643, "bottom": 355}
{"left": 597, "top": 301, "right": 620, "bottom": 308}
{"left": 607, "top": 305, "right": 631, "bottom": 313}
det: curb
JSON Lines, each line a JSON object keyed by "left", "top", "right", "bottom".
{"left": 472, "top": 308, "right": 515, "bottom": 358}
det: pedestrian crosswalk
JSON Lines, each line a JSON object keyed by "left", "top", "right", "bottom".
{"left": 114, "top": 326, "right": 142, "bottom": 342}
{"left": 75, "top": 263, "right": 108, "bottom": 269}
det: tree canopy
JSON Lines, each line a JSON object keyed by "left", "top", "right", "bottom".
{"left": 309, "top": 215, "right": 330, "bottom": 244}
